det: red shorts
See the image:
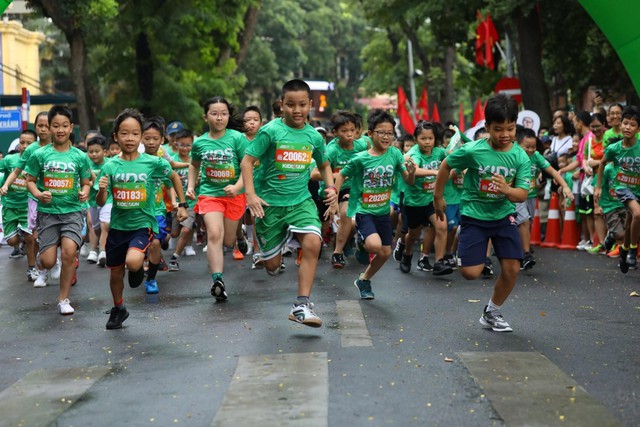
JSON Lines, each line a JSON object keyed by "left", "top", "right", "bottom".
{"left": 195, "top": 194, "right": 246, "bottom": 221}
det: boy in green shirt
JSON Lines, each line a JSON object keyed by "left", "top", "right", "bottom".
{"left": 434, "top": 94, "right": 531, "bottom": 332}
{"left": 595, "top": 105, "right": 640, "bottom": 273}
{"left": 86, "top": 135, "right": 111, "bottom": 266}
{"left": 241, "top": 79, "right": 338, "bottom": 328}
{"left": 335, "top": 110, "right": 416, "bottom": 299}
{"left": 24, "top": 106, "right": 92, "bottom": 315}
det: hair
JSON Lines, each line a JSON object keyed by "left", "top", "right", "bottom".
{"left": 20, "top": 129, "right": 38, "bottom": 140}
{"left": 484, "top": 94, "right": 518, "bottom": 125}
{"left": 413, "top": 120, "right": 441, "bottom": 141}
{"left": 83, "top": 129, "right": 100, "bottom": 141}
{"left": 575, "top": 111, "right": 592, "bottom": 128}
{"left": 202, "top": 96, "right": 244, "bottom": 132}
{"left": 107, "top": 137, "right": 119, "bottom": 147}
{"left": 473, "top": 127, "right": 489, "bottom": 140}
{"left": 354, "top": 113, "right": 363, "bottom": 130}
{"left": 590, "top": 112, "right": 606, "bottom": 126}
{"left": 367, "top": 109, "right": 396, "bottom": 132}
{"left": 553, "top": 114, "right": 575, "bottom": 136}
{"left": 243, "top": 105, "right": 262, "bottom": 122}
{"left": 281, "top": 79, "right": 311, "bottom": 99}
{"left": 47, "top": 105, "right": 73, "bottom": 125}
{"left": 143, "top": 116, "right": 166, "bottom": 137}
{"left": 173, "top": 129, "right": 194, "bottom": 141}
{"left": 517, "top": 128, "right": 537, "bottom": 144}
{"left": 33, "top": 111, "right": 48, "bottom": 127}
{"left": 608, "top": 103, "right": 624, "bottom": 113}
{"left": 622, "top": 105, "right": 640, "bottom": 123}
{"left": 271, "top": 100, "right": 282, "bottom": 117}
{"left": 331, "top": 111, "right": 357, "bottom": 131}
{"left": 86, "top": 135, "right": 107, "bottom": 149}
{"left": 112, "top": 108, "right": 144, "bottom": 136}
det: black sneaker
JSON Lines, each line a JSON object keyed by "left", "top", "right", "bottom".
{"left": 432, "top": 259, "right": 453, "bottom": 276}
{"left": 168, "top": 257, "right": 180, "bottom": 271}
{"left": 393, "top": 240, "right": 405, "bottom": 262}
{"left": 210, "top": 278, "right": 228, "bottom": 301}
{"left": 417, "top": 255, "right": 433, "bottom": 272}
{"left": 158, "top": 258, "right": 169, "bottom": 272}
{"left": 237, "top": 237, "right": 249, "bottom": 255}
{"left": 106, "top": 306, "right": 129, "bottom": 330}
{"left": 603, "top": 233, "right": 616, "bottom": 252}
{"left": 479, "top": 306, "right": 513, "bottom": 332}
{"left": 9, "top": 247, "right": 22, "bottom": 259}
{"left": 482, "top": 258, "right": 494, "bottom": 277}
{"left": 443, "top": 253, "right": 457, "bottom": 269}
{"left": 161, "top": 240, "right": 169, "bottom": 250}
{"left": 521, "top": 252, "right": 536, "bottom": 270}
{"left": 331, "top": 252, "right": 346, "bottom": 269}
{"left": 128, "top": 268, "right": 145, "bottom": 288}
{"left": 626, "top": 247, "right": 638, "bottom": 268}
{"left": 619, "top": 246, "right": 629, "bottom": 274}
{"left": 400, "top": 252, "right": 412, "bottom": 273}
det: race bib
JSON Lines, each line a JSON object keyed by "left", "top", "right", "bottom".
{"left": 204, "top": 162, "right": 235, "bottom": 184}
{"left": 479, "top": 174, "right": 504, "bottom": 199}
{"left": 422, "top": 178, "right": 436, "bottom": 193}
{"left": 454, "top": 175, "right": 464, "bottom": 189}
{"left": 43, "top": 172, "right": 75, "bottom": 195}
{"left": 275, "top": 142, "right": 312, "bottom": 173}
{"left": 113, "top": 182, "right": 147, "bottom": 209}
{"left": 616, "top": 170, "right": 640, "bottom": 189}
{"left": 11, "top": 176, "right": 27, "bottom": 192}
{"left": 362, "top": 187, "right": 391, "bottom": 209}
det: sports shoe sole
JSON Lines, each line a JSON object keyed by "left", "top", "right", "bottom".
{"left": 479, "top": 317, "right": 513, "bottom": 332}
{"left": 288, "top": 313, "right": 323, "bottom": 327}
{"left": 211, "top": 282, "right": 228, "bottom": 301}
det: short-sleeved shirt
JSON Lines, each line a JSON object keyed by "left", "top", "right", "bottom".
{"left": 24, "top": 144, "right": 91, "bottom": 214}
{"left": 600, "top": 162, "right": 624, "bottom": 214}
{"left": 445, "top": 138, "right": 531, "bottom": 221}
{"left": 171, "top": 152, "right": 196, "bottom": 209}
{"left": 340, "top": 146, "right": 407, "bottom": 216}
{"left": 604, "top": 139, "right": 640, "bottom": 196}
{"left": 603, "top": 128, "right": 622, "bottom": 149}
{"left": 244, "top": 119, "right": 327, "bottom": 206}
{"left": 404, "top": 145, "right": 446, "bottom": 207}
{"left": 443, "top": 168, "right": 464, "bottom": 205}
{"left": 17, "top": 141, "right": 49, "bottom": 201}
{"left": 89, "top": 159, "right": 111, "bottom": 207}
{"left": 191, "top": 129, "right": 247, "bottom": 198}
{"left": 527, "top": 151, "right": 550, "bottom": 199}
{"left": 97, "top": 153, "right": 173, "bottom": 233}
{"left": 0, "top": 153, "right": 29, "bottom": 208}
{"left": 321, "top": 138, "right": 368, "bottom": 195}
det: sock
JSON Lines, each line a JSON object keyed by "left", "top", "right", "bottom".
{"left": 211, "top": 272, "right": 223, "bottom": 282}
{"left": 295, "top": 296, "right": 310, "bottom": 306}
{"left": 622, "top": 244, "right": 629, "bottom": 251}
{"left": 147, "top": 262, "right": 159, "bottom": 280}
{"left": 631, "top": 244, "right": 638, "bottom": 249}
{"left": 171, "top": 253, "right": 180, "bottom": 260}
{"left": 28, "top": 265, "right": 35, "bottom": 269}
{"left": 246, "top": 225, "right": 253, "bottom": 241}
{"left": 487, "top": 299, "right": 501, "bottom": 312}
{"left": 114, "top": 299, "right": 124, "bottom": 308}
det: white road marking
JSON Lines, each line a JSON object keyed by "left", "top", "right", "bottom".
{"left": 336, "top": 300, "right": 373, "bottom": 347}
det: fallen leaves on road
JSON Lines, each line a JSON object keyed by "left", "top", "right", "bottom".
{"left": 630, "top": 291, "right": 639, "bottom": 297}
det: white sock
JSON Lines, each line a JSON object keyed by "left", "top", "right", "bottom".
{"left": 246, "top": 225, "right": 253, "bottom": 240}
{"left": 487, "top": 299, "right": 501, "bottom": 312}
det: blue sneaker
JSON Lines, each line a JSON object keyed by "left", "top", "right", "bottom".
{"left": 354, "top": 275, "right": 375, "bottom": 299}
{"left": 145, "top": 279, "right": 159, "bottom": 294}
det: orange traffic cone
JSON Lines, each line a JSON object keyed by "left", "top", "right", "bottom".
{"left": 557, "top": 198, "right": 580, "bottom": 250}
{"left": 541, "top": 193, "right": 560, "bottom": 248}
{"left": 530, "top": 199, "right": 541, "bottom": 246}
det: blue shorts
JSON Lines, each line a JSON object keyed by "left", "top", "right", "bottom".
{"left": 457, "top": 214, "right": 523, "bottom": 267}
{"left": 390, "top": 201, "right": 401, "bottom": 214}
{"left": 616, "top": 187, "right": 640, "bottom": 205}
{"left": 445, "top": 204, "right": 461, "bottom": 231}
{"left": 106, "top": 228, "right": 153, "bottom": 268}
{"left": 154, "top": 214, "right": 170, "bottom": 242}
{"left": 355, "top": 213, "right": 393, "bottom": 247}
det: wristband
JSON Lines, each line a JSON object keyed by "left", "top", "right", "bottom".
{"left": 177, "top": 202, "right": 188, "bottom": 208}
{"left": 326, "top": 186, "right": 337, "bottom": 193}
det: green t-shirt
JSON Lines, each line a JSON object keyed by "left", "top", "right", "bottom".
{"left": 191, "top": 129, "right": 247, "bottom": 198}
{"left": 97, "top": 153, "right": 173, "bottom": 233}
{"left": 17, "top": 141, "right": 50, "bottom": 201}
{"left": 0, "top": 153, "right": 29, "bottom": 209}
{"left": 171, "top": 152, "right": 196, "bottom": 209}
{"left": 89, "top": 159, "right": 111, "bottom": 207}
{"left": 340, "top": 146, "right": 407, "bottom": 216}
{"left": 527, "top": 151, "right": 550, "bottom": 199}
{"left": 443, "top": 169, "right": 464, "bottom": 205}
{"left": 245, "top": 119, "right": 327, "bottom": 206}
{"left": 24, "top": 144, "right": 92, "bottom": 214}
{"left": 445, "top": 138, "right": 531, "bottom": 221}
{"left": 322, "top": 138, "right": 368, "bottom": 195}
{"left": 600, "top": 162, "right": 624, "bottom": 214}
{"left": 604, "top": 139, "right": 640, "bottom": 196}
{"left": 404, "top": 145, "right": 446, "bottom": 207}
{"left": 603, "top": 128, "right": 622, "bottom": 149}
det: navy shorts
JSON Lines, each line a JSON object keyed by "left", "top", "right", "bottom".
{"left": 154, "top": 214, "right": 170, "bottom": 242}
{"left": 106, "top": 228, "right": 153, "bottom": 268}
{"left": 457, "top": 214, "right": 523, "bottom": 267}
{"left": 404, "top": 203, "right": 435, "bottom": 229}
{"left": 355, "top": 213, "right": 393, "bottom": 247}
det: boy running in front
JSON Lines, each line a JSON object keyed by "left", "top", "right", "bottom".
{"left": 241, "top": 79, "right": 338, "bottom": 327}
{"left": 434, "top": 94, "right": 531, "bottom": 332}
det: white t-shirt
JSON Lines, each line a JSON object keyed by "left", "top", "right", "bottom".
{"left": 550, "top": 135, "right": 572, "bottom": 157}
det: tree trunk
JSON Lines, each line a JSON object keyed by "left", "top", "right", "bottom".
{"left": 441, "top": 44, "right": 455, "bottom": 122}
{"left": 68, "top": 30, "right": 91, "bottom": 134}
{"left": 136, "top": 32, "right": 154, "bottom": 115}
{"left": 513, "top": 6, "right": 551, "bottom": 126}
{"left": 236, "top": 3, "right": 262, "bottom": 68}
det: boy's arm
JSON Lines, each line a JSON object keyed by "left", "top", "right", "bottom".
{"left": 310, "top": 166, "right": 323, "bottom": 181}
{"left": 400, "top": 157, "right": 416, "bottom": 186}
{"left": 96, "top": 174, "right": 108, "bottom": 207}
{"left": 544, "top": 165, "right": 574, "bottom": 200}
{"left": 318, "top": 160, "right": 338, "bottom": 218}
{"left": 433, "top": 159, "right": 452, "bottom": 221}
{"left": 186, "top": 160, "right": 200, "bottom": 200}
{"left": 240, "top": 153, "right": 268, "bottom": 218}
{"left": 169, "top": 170, "right": 188, "bottom": 222}
{"left": 26, "top": 174, "right": 51, "bottom": 204}
{"left": 79, "top": 178, "right": 91, "bottom": 203}
{"left": 594, "top": 158, "right": 609, "bottom": 204}
{"left": 0, "top": 167, "right": 21, "bottom": 195}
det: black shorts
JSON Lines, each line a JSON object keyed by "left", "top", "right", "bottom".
{"left": 318, "top": 188, "right": 350, "bottom": 219}
{"left": 457, "top": 214, "right": 523, "bottom": 266}
{"left": 355, "top": 213, "right": 393, "bottom": 246}
{"left": 404, "top": 203, "right": 436, "bottom": 229}
{"left": 579, "top": 195, "right": 594, "bottom": 215}
{"left": 106, "top": 228, "right": 153, "bottom": 268}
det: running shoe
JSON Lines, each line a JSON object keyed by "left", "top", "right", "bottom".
{"left": 288, "top": 302, "right": 322, "bottom": 327}
{"left": 210, "top": 278, "right": 228, "bottom": 301}
{"left": 331, "top": 252, "right": 346, "bottom": 269}
{"left": 106, "top": 306, "right": 129, "bottom": 330}
{"left": 145, "top": 279, "right": 159, "bottom": 295}
{"left": 58, "top": 298, "right": 74, "bottom": 315}
{"left": 354, "top": 275, "right": 374, "bottom": 299}
{"left": 417, "top": 255, "right": 433, "bottom": 272}
{"left": 432, "top": 259, "right": 453, "bottom": 276}
{"left": 479, "top": 306, "right": 513, "bottom": 332}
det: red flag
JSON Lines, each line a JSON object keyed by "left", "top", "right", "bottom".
{"left": 475, "top": 12, "right": 499, "bottom": 70}
{"left": 472, "top": 98, "right": 485, "bottom": 126}
{"left": 397, "top": 86, "right": 416, "bottom": 134}
{"left": 416, "top": 87, "right": 429, "bottom": 121}
{"left": 431, "top": 103, "right": 440, "bottom": 123}
{"left": 458, "top": 103, "right": 465, "bottom": 132}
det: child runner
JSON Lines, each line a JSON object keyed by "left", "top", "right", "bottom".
{"left": 187, "top": 97, "right": 247, "bottom": 301}
{"left": 434, "top": 94, "right": 531, "bottom": 332}
{"left": 24, "top": 106, "right": 91, "bottom": 314}
{"left": 335, "top": 109, "right": 416, "bottom": 299}
{"left": 399, "top": 120, "right": 452, "bottom": 275}
{"left": 595, "top": 105, "right": 640, "bottom": 273}
{"left": 0, "top": 129, "right": 39, "bottom": 281}
{"left": 97, "top": 109, "right": 187, "bottom": 329}
{"left": 241, "top": 79, "right": 338, "bottom": 327}
{"left": 241, "top": 106, "right": 263, "bottom": 262}
{"left": 86, "top": 135, "right": 111, "bottom": 267}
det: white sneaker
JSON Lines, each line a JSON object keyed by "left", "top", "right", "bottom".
{"left": 202, "top": 245, "right": 208, "bottom": 253}
{"left": 584, "top": 241, "right": 594, "bottom": 251}
{"left": 576, "top": 239, "right": 588, "bottom": 250}
{"left": 34, "top": 270, "right": 48, "bottom": 288}
{"left": 58, "top": 298, "right": 74, "bottom": 315}
{"left": 98, "top": 250, "right": 107, "bottom": 267}
{"left": 50, "top": 259, "right": 61, "bottom": 280}
{"left": 87, "top": 251, "right": 98, "bottom": 264}
{"left": 288, "top": 302, "right": 322, "bottom": 327}
{"left": 246, "top": 244, "right": 254, "bottom": 256}
{"left": 80, "top": 244, "right": 90, "bottom": 257}
{"left": 184, "top": 246, "right": 196, "bottom": 257}
{"left": 27, "top": 267, "right": 40, "bottom": 282}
